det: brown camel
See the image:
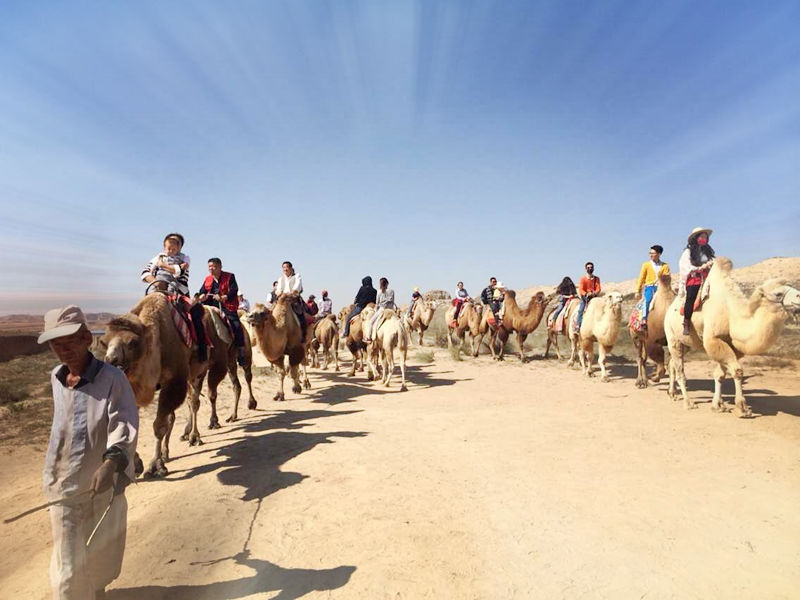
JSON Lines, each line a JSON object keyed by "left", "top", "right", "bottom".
{"left": 343, "top": 303, "right": 374, "bottom": 377}
{"left": 310, "top": 315, "right": 340, "bottom": 371}
{"left": 445, "top": 301, "right": 483, "bottom": 355}
{"left": 543, "top": 296, "right": 580, "bottom": 360}
{"left": 495, "top": 290, "right": 552, "bottom": 362}
{"left": 101, "top": 293, "right": 208, "bottom": 477}
{"left": 628, "top": 272, "right": 675, "bottom": 388}
{"left": 665, "top": 257, "right": 800, "bottom": 416}
{"left": 472, "top": 304, "right": 501, "bottom": 359}
{"left": 245, "top": 294, "right": 307, "bottom": 401}
{"left": 406, "top": 298, "right": 436, "bottom": 345}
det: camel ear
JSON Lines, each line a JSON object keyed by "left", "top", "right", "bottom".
{"left": 108, "top": 315, "right": 144, "bottom": 337}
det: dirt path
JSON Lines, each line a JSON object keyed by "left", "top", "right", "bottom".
{"left": 1, "top": 346, "right": 799, "bottom": 599}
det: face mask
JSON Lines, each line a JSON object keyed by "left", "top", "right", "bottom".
{"left": 698, "top": 238, "right": 708, "bottom": 246}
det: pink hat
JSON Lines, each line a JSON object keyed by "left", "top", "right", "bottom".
{"left": 38, "top": 305, "right": 88, "bottom": 344}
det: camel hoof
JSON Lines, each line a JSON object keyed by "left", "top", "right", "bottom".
{"left": 189, "top": 435, "right": 203, "bottom": 446}
{"left": 367, "top": 372, "right": 374, "bottom": 381}
{"left": 400, "top": 385, "right": 408, "bottom": 392}
{"left": 134, "top": 454, "right": 144, "bottom": 477}
{"left": 248, "top": 399, "right": 257, "bottom": 410}
{"left": 225, "top": 415, "right": 238, "bottom": 423}
{"left": 144, "top": 460, "right": 168, "bottom": 479}
{"left": 685, "top": 403, "right": 698, "bottom": 410}
{"left": 734, "top": 406, "right": 753, "bottom": 418}
{"left": 303, "top": 380, "right": 311, "bottom": 390}
{"left": 601, "top": 376, "right": 609, "bottom": 383}
{"left": 179, "top": 433, "right": 189, "bottom": 441}
{"left": 711, "top": 403, "right": 731, "bottom": 413}
{"left": 292, "top": 384, "right": 302, "bottom": 394}
{"left": 208, "top": 418, "right": 220, "bottom": 430}
{"left": 635, "top": 380, "right": 646, "bottom": 389}
{"left": 273, "top": 392, "right": 282, "bottom": 401}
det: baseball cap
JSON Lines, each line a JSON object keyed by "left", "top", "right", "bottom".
{"left": 38, "top": 305, "right": 88, "bottom": 344}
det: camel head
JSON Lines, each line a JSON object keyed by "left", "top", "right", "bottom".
{"left": 100, "top": 314, "right": 147, "bottom": 374}
{"left": 245, "top": 303, "right": 272, "bottom": 327}
{"left": 606, "top": 291, "right": 624, "bottom": 309}
{"left": 758, "top": 280, "right": 800, "bottom": 316}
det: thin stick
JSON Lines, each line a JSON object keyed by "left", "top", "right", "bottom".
{"left": 3, "top": 489, "right": 92, "bottom": 524}
{"left": 85, "top": 492, "right": 115, "bottom": 548}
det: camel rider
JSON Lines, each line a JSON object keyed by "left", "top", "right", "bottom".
{"left": 635, "top": 245, "right": 670, "bottom": 331}
{"left": 576, "top": 262, "right": 601, "bottom": 331}
{"left": 406, "top": 287, "right": 422, "bottom": 318}
{"left": 306, "top": 295, "right": 320, "bottom": 319}
{"left": 142, "top": 232, "right": 207, "bottom": 361}
{"left": 551, "top": 276, "right": 578, "bottom": 323}
{"left": 342, "top": 276, "right": 377, "bottom": 338}
{"left": 318, "top": 290, "right": 333, "bottom": 318}
{"left": 275, "top": 260, "right": 309, "bottom": 342}
{"left": 481, "top": 277, "right": 499, "bottom": 322}
{"left": 238, "top": 293, "right": 250, "bottom": 313}
{"left": 365, "top": 277, "right": 395, "bottom": 343}
{"left": 679, "top": 227, "right": 715, "bottom": 335}
{"left": 267, "top": 281, "right": 278, "bottom": 307}
{"left": 452, "top": 281, "right": 471, "bottom": 324}
{"left": 198, "top": 258, "right": 247, "bottom": 366}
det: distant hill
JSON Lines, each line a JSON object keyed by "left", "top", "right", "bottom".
{"left": 0, "top": 312, "right": 118, "bottom": 334}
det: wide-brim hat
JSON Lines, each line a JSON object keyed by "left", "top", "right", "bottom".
{"left": 497, "top": 281, "right": 506, "bottom": 289}
{"left": 38, "top": 305, "right": 88, "bottom": 344}
{"left": 413, "top": 287, "right": 420, "bottom": 292}
{"left": 688, "top": 227, "right": 712, "bottom": 243}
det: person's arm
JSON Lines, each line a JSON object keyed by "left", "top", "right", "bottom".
{"left": 595, "top": 277, "right": 601, "bottom": 294}
{"left": 94, "top": 370, "right": 140, "bottom": 493}
{"left": 227, "top": 274, "right": 239, "bottom": 301}
{"left": 635, "top": 263, "right": 647, "bottom": 296}
{"left": 141, "top": 254, "right": 160, "bottom": 282}
{"left": 387, "top": 289, "right": 396, "bottom": 308}
{"left": 291, "top": 273, "right": 303, "bottom": 293}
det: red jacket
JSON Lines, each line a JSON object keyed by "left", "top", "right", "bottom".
{"left": 202, "top": 272, "right": 239, "bottom": 313}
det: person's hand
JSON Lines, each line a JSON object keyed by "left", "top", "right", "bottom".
{"left": 91, "top": 459, "right": 117, "bottom": 496}
{"left": 179, "top": 262, "right": 188, "bottom": 270}
{"left": 212, "top": 294, "right": 221, "bottom": 302}
{"left": 197, "top": 293, "right": 207, "bottom": 302}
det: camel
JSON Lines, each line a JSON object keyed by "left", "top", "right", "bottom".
{"left": 101, "top": 293, "right": 208, "bottom": 477}
{"left": 405, "top": 298, "right": 436, "bottom": 345}
{"left": 445, "top": 301, "right": 483, "bottom": 355}
{"left": 245, "top": 294, "right": 308, "bottom": 401}
{"left": 628, "top": 272, "right": 675, "bottom": 388}
{"left": 543, "top": 296, "right": 580, "bottom": 360}
{"left": 310, "top": 315, "right": 340, "bottom": 371}
{"left": 665, "top": 257, "right": 800, "bottom": 416}
{"left": 343, "top": 303, "right": 374, "bottom": 377}
{"left": 472, "top": 304, "right": 501, "bottom": 359}
{"left": 495, "top": 290, "right": 552, "bottom": 362}
{"left": 357, "top": 305, "right": 383, "bottom": 382}
{"left": 197, "top": 307, "right": 257, "bottom": 430}
{"left": 573, "top": 291, "right": 624, "bottom": 381}
{"left": 374, "top": 309, "right": 410, "bottom": 391}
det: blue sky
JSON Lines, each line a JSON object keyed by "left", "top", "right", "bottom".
{"left": 1, "top": 1, "right": 798, "bottom": 315}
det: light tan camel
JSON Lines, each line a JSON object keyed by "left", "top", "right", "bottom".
{"left": 101, "top": 293, "right": 207, "bottom": 477}
{"left": 665, "top": 257, "right": 800, "bottom": 416}
{"left": 358, "top": 305, "right": 383, "bottom": 382}
{"left": 543, "top": 296, "right": 580, "bottom": 360}
{"left": 473, "top": 304, "right": 501, "bottom": 359}
{"left": 375, "top": 309, "right": 409, "bottom": 391}
{"left": 406, "top": 298, "right": 436, "bottom": 345}
{"left": 575, "top": 291, "right": 624, "bottom": 381}
{"left": 310, "top": 315, "right": 340, "bottom": 371}
{"left": 445, "top": 301, "right": 483, "bottom": 355}
{"left": 629, "top": 272, "right": 675, "bottom": 388}
{"left": 495, "top": 290, "right": 552, "bottom": 362}
{"left": 245, "top": 294, "right": 307, "bottom": 401}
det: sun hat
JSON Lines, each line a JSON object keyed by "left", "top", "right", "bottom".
{"left": 413, "top": 287, "right": 420, "bottom": 292}
{"left": 497, "top": 281, "right": 506, "bottom": 289}
{"left": 38, "top": 305, "right": 88, "bottom": 344}
{"left": 688, "top": 227, "right": 712, "bottom": 243}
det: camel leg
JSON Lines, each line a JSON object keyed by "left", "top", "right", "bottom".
{"left": 290, "top": 361, "right": 303, "bottom": 395}
{"left": 225, "top": 359, "right": 243, "bottom": 424}
{"left": 517, "top": 332, "right": 528, "bottom": 362}
{"left": 599, "top": 345, "right": 611, "bottom": 382}
{"left": 418, "top": 329, "right": 424, "bottom": 346}
{"left": 633, "top": 335, "right": 647, "bottom": 388}
{"left": 543, "top": 332, "right": 552, "bottom": 359}
{"left": 731, "top": 363, "right": 751, "bottom": 418}
{"left": 301, "top": 359, "right": 311, "bottom": 390}
{"left": 705, "top": 338, "right": 749, "bottom": 415}
{"left": 162, "top": 411, "right": 175, "bottom": 463}
{"left": 333, "top": 339, "right": 340, "bottom": 372}
{"left": 208, "top": 361, "right": 230, "bottom": 429}
{"left": 472, "top": 332, "right": 484, "bottom": 357}
{"left": 186, "top": 375, "right": 204, "bottom": 446}
{"left": 671, "top": 343, "right": 694, "bottom": 410}
{"left": 146, "top": 395, "right": 181, "bottom": 478}
{"left": 381, "top": 349, "right": 391, "bottom": 387}
{"left": 399, "top": 347, "right": 408, "bottom": 391}
{"left": 273, "top": 359, "right": 287, "bottom": 402}
{"left": 648, "top": 342, "right": 666, "bottom": 383}
{"left": 580, "top": 340, "right": 593, "bottom": 377}
{"left": 242, "top": 360, "right": 257, "bottom": 410}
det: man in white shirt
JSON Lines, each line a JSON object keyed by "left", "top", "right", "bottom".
{"left": 39, "top": 305, "right": 139, "bottom": 600}
{"left": 275, "top": 260, "right": 308, "bottom": 341}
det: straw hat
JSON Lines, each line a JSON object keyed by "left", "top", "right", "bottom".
{"left": 38, "top": 305, "right": 88, "bottom": 344}
{"left": 688, "top": 227, "right": 712, "bottom": 243}
{"left": 413, "top": 287, "right": 420, "bottom": 292}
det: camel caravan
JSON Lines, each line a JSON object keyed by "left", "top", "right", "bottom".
{"left": 94, "top": 229, "right": 799, "bottom": 479}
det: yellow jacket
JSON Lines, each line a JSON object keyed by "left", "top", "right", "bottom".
{"left": 636, "top": 261, "right": 670, "bottom": 293}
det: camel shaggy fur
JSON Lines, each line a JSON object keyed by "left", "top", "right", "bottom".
{"left": 311, "top": 315, "right": 340, "bottom": 371}
{"left": 245, "top": 294, "right": 307, "bottom": 401}
{"left": 665, "top": 257, "right": 800, "bottom": 416}
{"left": 495, "top": 290, "right": 552, "bottom": 362}
{"left": 629, "top": 272, "right": 675, "bottom": 389}
{"left": 472, "top": 304, "right": 501, "bottom": 359}
{"left": 575, "top": 291, "right": 624, "bottom": 381}
{"left": 101, "top": 293, "right": 208, "bottom": 477}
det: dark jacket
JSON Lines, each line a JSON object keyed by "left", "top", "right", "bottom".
{"left": 480, "top": 285, "right": 494, "bottom": 305}
{"left": 354, "top": 276, "right": 377, "bottom": 308}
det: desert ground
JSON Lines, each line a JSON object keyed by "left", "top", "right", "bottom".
{"left": 1, "top": 257, "right": 799, "bottom": 599}
{"left": 1, "top": 337, "right": 799, "bottom": 599}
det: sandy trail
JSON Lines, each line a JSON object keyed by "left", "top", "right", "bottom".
{"left": 1, "top": 345, "right": 799, "bottom": 599}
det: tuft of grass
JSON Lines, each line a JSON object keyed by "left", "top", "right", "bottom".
{"left": 414, "top": 350, "right": 434, "bottom": 363}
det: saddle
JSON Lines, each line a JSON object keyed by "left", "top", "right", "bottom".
{"left": 168, "top": 296, "right": 196, "bottom": 348}
{"left": 206, "top": 306, "right": 234, "bottom": 345}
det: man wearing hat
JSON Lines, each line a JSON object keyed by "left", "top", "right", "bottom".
{"left": 305, "top": 294, "right": 320, "bottom": 319}
{"left": 238, "top": 293, "right": 251, "bottom": 313}
{"left": 39, "top": 306, "right": 138, "bottom": 600}
{"left": 679, "top": 227, "right": 715, "bottom": 335}
{"left": 406, "top": 286, "right": 422, "bottom": 319}
{"left": 317, "top": 290, "right": 333, "bottom": 319}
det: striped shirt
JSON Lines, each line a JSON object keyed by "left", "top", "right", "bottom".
{"left": 141, "top": 251, "right": 191, "bottom": 295}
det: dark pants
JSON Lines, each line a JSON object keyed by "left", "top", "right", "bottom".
{"left": 684, "top": 284, "right": 701, "bottom": 323}
{"left": 224, "top": 310, "right": 245, "bottom": 348}
{"left": 343, "top": 305, "right": 364, "bottom": 337}
{"left": 188, "top": 303, "right": 207, "bottom": 359}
